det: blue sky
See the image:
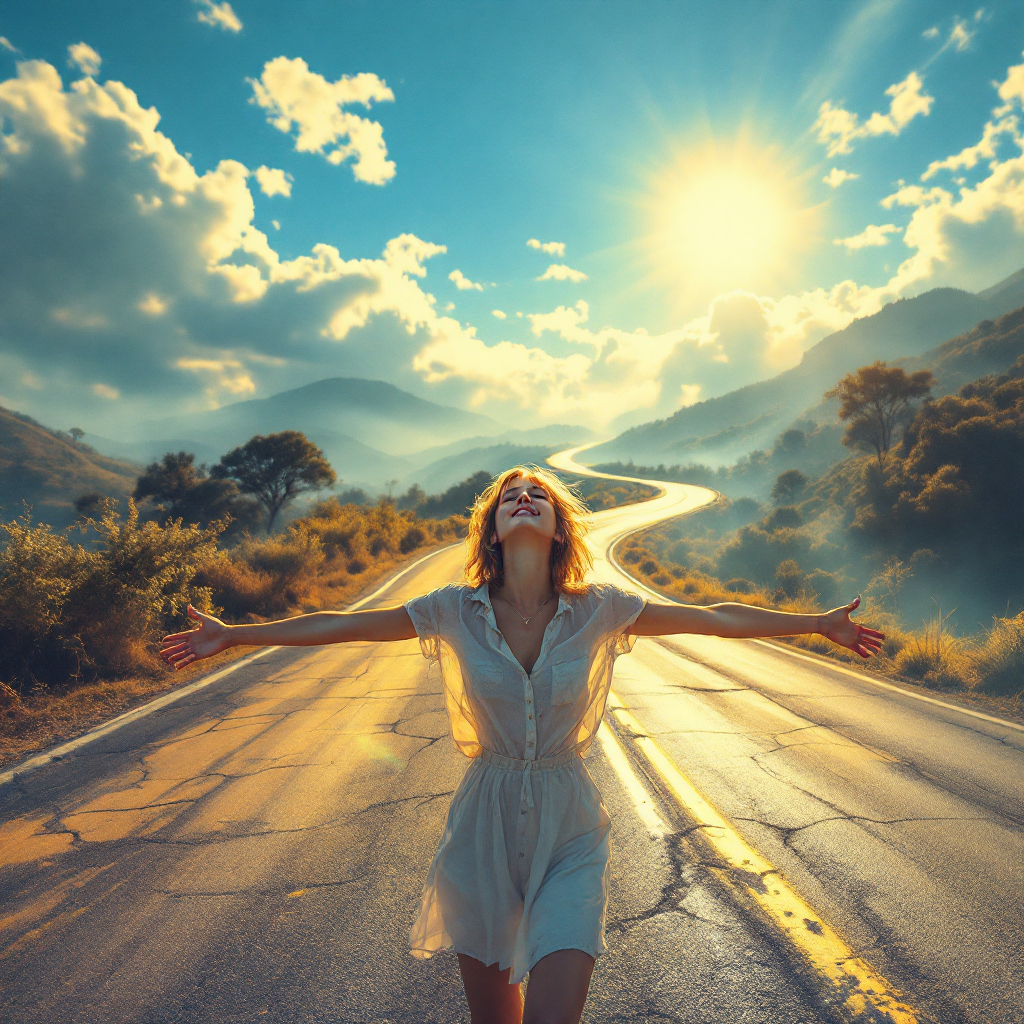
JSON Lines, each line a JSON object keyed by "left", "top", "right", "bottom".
{"left": 1, "top": 0, "right": 1023, "bottom": 435}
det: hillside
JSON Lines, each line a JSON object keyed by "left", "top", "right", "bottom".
{"left": 405, "top": 442, "right": 575, "bottom": 494}
{"left": 0, "top": 407, "right": 139, "bottom": 528}
{"left": 588, "top": 267, "right": 1024, "bottom": 467}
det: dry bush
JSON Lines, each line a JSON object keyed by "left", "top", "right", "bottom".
{"left": 972, "top": 612, "right": 1024, "bottom": 696}
{"left": 0, "top": 502, "right": 220, "bottom": 690}
{"left": 890, "top": 610, "right": 976, "bottom": 690}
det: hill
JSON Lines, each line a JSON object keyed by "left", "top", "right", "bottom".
{"left": 0, "top": 407, "right": 139, "bottom": 527}
{"left": 588, "top": 267, "right": 1024, "bottom": 467}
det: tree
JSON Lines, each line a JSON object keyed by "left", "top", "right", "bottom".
{"left": 133, "top": 452, "right": 204, "bottom": 514}
{"left": 212, "top": 431, "right": 336, "bottom": 532}
{"left": 69, "top": 427, "right": 85, "bottom": 444}
{"left": 133, "top": 451, "right": 261, "bottom": 536}
{"left": 825, "top": 361, "right": 934, "bottom": 466}
{"left": 74, "top": 492, "right": 108, "bottom": 519}
{"left": 771, "top": 469, "right": 808, "bottom": 505}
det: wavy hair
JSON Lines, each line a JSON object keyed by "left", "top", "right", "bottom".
{"left": 465, "top": 465, "right": 593, "bottom": 594}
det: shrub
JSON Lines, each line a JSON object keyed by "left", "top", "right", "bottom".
{"left": 639, "top": 558, "right": 658, "bottom": 575}
{"left": 973, "top": 613, "right": 1024, "bottom": 696}
{"left": 0, "top": 503, "right": 220, "bottom": 688}
{"left": 892, "top": 610, "right": 975, "bottom": 690}
{"left": 400, "top": 526, "right": 427, "bottom": 554}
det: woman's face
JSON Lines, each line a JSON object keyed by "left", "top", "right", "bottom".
{"left": 493, "top": 475, "right": 560, "bottom": 546}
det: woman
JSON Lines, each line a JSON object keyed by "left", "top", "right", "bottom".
{"left": 160, "top": 465, "right": 882, "bottom": 1024}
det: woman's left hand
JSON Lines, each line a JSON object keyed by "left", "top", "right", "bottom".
{"left": 818, "top": 596, "right": 885, "bottom": 659}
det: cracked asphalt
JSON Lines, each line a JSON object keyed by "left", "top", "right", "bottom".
{"left": 2, "top": 495, "right": 1022, "bottom": 1022}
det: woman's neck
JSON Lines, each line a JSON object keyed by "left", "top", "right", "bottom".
{"left": 494, "top": 540, "right": 554, "bottom": 612}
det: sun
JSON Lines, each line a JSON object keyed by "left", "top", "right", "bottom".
{"left": 638, "top": 141, "right": 817, "bottom": 307}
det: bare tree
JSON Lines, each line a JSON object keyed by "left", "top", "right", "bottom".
{"left": 825, "top": 361, "right": 934, "bottom": 466}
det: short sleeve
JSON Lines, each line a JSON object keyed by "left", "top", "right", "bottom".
{"left": 404, "top": 585, "right": 455, "bottom": 662}
{"left": 598, "top": 584, "right": 646, "bottom": 656}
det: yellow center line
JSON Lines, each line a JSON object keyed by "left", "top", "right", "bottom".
{"left": 604, "top": 689, "right": 925, "bottom": 1024}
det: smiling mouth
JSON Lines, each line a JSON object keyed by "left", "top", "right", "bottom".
{"left": 511, "top": 507, "right": 539, "bottom": 517}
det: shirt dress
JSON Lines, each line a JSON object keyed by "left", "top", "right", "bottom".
{"left": 403, "top": 581, "right": 646, "bottom": 983}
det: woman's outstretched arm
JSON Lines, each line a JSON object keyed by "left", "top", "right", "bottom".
{"left": 159, "top": 604, "right": 417, "bottom": 671}
{"left": 630, "top": 596, "right": 884, "bottom": 659}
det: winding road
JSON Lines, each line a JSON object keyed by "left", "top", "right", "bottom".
{"left": 1, "top": 451, "right": 1022, "bottom": 1024}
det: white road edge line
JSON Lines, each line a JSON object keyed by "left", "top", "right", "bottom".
{"left": 0, "top": 542, "right": 462, "bottom": 789}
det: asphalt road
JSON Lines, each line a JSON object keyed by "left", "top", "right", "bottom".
{"left": 1, "top": 456, "right": 1021, "bottom": 1023}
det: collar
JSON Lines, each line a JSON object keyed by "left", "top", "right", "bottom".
{"left": 467, "top": 583, "right": 572, "bottom": 622}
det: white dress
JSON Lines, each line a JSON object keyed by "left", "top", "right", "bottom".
{"left": 403, "top": 581, "right": 645, "bottom": 983}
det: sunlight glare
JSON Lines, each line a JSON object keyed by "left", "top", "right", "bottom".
{"left": 639, "top": 141, "right": 815, "bottom": 307}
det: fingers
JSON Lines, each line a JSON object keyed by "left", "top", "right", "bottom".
{"left": 187, "top": 604, "right": 202, "bottom": 621}
{"left": 859, "top": 626, "right": 886, "bottom": 640}
{"left": 847, "top": 595, "right": 861, "bottom": 612}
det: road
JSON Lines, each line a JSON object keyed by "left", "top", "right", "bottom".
{"left": 0, "top": 452, "right": 1022, "bottom": 1023}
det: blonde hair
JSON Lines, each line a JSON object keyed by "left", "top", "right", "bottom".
{"left": 465, "top": 465, "right": 593, "bottom": 594}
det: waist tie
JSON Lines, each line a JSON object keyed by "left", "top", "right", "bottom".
{"left": 478, "top": 747, "right": 582, "bottom": 810}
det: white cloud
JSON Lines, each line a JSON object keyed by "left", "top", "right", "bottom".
{"left": 874, "top": 54, "right": 1024, "bottom": 293}
{"left": 253, "top": 165, "right": 292, "bottom": 197}
{"left": 249, "top": 57, "right": 395, "bottom": 185}
{"left": 137, "top": 293, "right": 168, "bottom": 316}
{"left": 947, "top": 18, "right": 975, "bottom": 52}
{"left": 835, "top": 223, "right": 901, "bottom": 250}
{"left": 92, "top": 383, "right": 120, "bottom": 400}
{"left": 814, "top": 72, "right": 934, "bottom": 156}
{"left": 527, "top": 238, "right": 566, "bottom": 256}
{"left": 0, "top": 37, "right": 18, "bottom": 53}
{"left": 537, "top": 263, "right": 588, "bottom": 282}
{"left": 491, "top": 309, "right": 507, "bottom": 319}
{"left": 194, "top": 0, "right": 242, "bottom": 33}
{"left": 923, "top": 26, "right": 940, "bottom": 39}
{"left": 823, "top": 167, "right": 859, "bottom": 188}
{"left": 67, "top": 43, "right": 101, "bottom": 78}
{"left": 449, "top": 269, "right": 483, "bottom": 291}
{"left": 271, "top": 219, "right": 281, "bottom": 230}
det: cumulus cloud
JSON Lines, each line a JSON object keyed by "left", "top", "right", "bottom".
{"left": 527, "top": 238, "right": 566, "bottom": 256}
{"left": 835, "top": 223, "right": 901, "bottom": 250}
{"left": 872, "top": 53, "right": 1024, "bottom": 292}
{"left": 67, "top": 43, "right": 101, "bottom": 77}
{"left": 249, "top": 57, "right": 395, "bottom": 184}
{"left": 0, "top": 57, "right": 447, "bottom": 426}
{"left": 253, "top": 165, "right": 292, "bottom": 197}
{"left": 814, "top": 72, "right": 934, "bottom": 156}
{"left": 449, "top": 269, "right": 483, "bottom": 291}
{"left": 92, "top": 383, "right": 120, "bottom": 400}
{"left": 823, "top": 167, "right": 859, "bottom": 188}
{"left": 537, "top": 263, "right": 588, "bottom": 283}
{"left": 491, "top": 309, "right": 507, "bottom": 319}
{"left": 194, "top": 0, "right": 243, "bottom": 33}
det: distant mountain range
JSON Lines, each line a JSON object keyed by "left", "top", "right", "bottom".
{"left": 586, "top": 267, "right": 1024, "bottom": 466}
{"left": 85, "top": 379, "right": 594, "bottom": 491}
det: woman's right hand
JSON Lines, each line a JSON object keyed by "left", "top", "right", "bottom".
{"left": 160, "top": 605, "right": 232, "bottom": 670}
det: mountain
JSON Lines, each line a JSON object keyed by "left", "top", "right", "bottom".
{"left": 587, "top": 268, "right": 1024, "bottom": 467}
{"left": 87, "top": 377, "right": 507, "bottom": 489}
{"left": 133, "top": 378, "right": 502, "bottom": 457}
{"left": 0, "top": 407, "right": 140, "bottom": 528}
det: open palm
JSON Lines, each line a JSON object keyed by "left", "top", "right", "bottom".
{"left": 819, "top": 596, "right": 885, "bottom": 659}
{"left": 160, "top": 605, "right": 230, "bottom": 670}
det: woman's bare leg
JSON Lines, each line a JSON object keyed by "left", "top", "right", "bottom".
{"left": 522, "top": 949, "right": 595, "bottom": 1024}
{"left": 457, "top": 953, "right": 524, "bottom": 1024}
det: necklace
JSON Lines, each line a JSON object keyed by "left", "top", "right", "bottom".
{"left": 498, "top": 592, "right": 554, "bottom": 626}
